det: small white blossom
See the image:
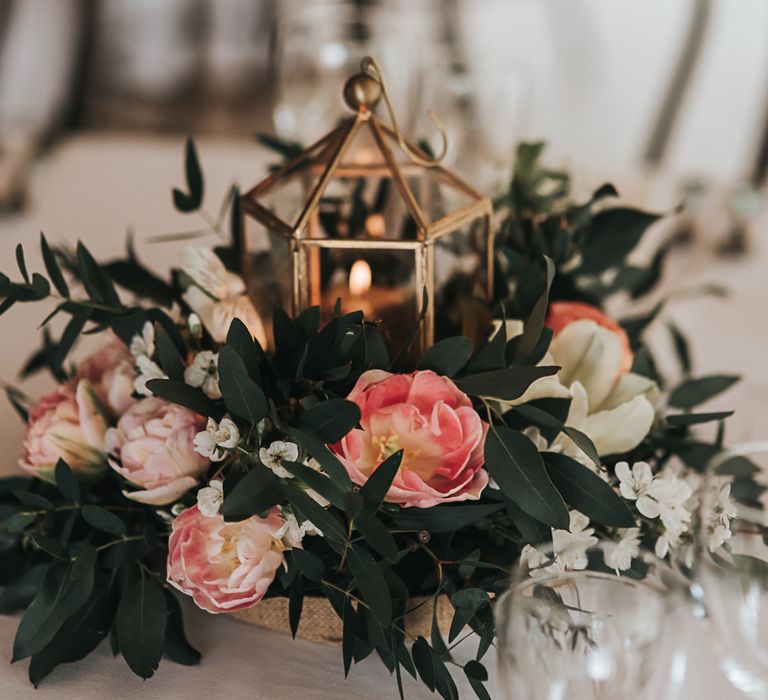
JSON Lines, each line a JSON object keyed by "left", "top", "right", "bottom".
{"left": 260, "top": 441, "right": 300, "bottom": 479}
{"left": 702, "top": 481, "right": 738, "bottom": 552}
{"left": 184, "top": 351, "right": 221, "bottom": 399}
{"left": 133, "top": 354, "right": 166, "bottom": 396}
{"left": 130, "top": 321, "right": 155, "bottom": 358}
{"left": 553, "top": 511, "right": 598, "bottom": 570}
{"left": 616, "top": 461, "right": 654, "bottom": 509}
{"left": 276, "top": 509, "right": 323, "bottom": 548}
{"left": 194, "top": 417, "right": 240, "bottom": 461}
{"left": 197, "top": 479, "right": 224, "bottom": 517}
{"left": 604, "top": 528, "right": 640, "bottom": 574}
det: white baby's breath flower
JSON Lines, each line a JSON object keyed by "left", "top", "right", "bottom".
{"left": 133, "top": 354, "right": 166, "bottom": 396}
{"left": 522, "top": 426, "right": 563, "bottom": 454}
{"left": 130, "top": 321, "right": 155, "bottom": 358}
{"left": 553, "top": 511, "right": 598, "bottom": 570}
{"left": 193, "top": 417, "right": 240, "bottom": 461}
{"left": 277, "top": 509, "right": 323, "bottom": 548}
{"left": 184, "top": 350, "right": 221, "bottom": 399}
{"left": 604, "top": 528, "right": 640, "bottom": 574}
{"left": 260, "top": 440, "right": 300, "bottom": 479}
{"left": 197, "top": 479, "right": 224, "bottom": 518}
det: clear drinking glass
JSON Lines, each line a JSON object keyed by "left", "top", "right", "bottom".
{"left": 696, "top": 442, "right": 768, "bottom": 699}
{"left": 496, "top": 542, "right": 691, "bottom": 700}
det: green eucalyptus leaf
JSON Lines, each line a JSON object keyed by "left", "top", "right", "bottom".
{"left": 360, "top": 450, "right": 402, "bottom": 512}
{"left": 347, "top": 545, "right": 391, "bottom": 625}
{"left": 544, "top": 453, "right": 634, "bottom": 527}
{"left": 146, "top": 378, "right": 224, "bottom": 420}
{"left": 116, "top": 575, "right": 167, "bottom": 679}
{"left": 218, "top": 345, "right": 268, "bottom": 425}
{"left": 293, "top": 399, "right": 360, "bottom": 443}
{"left": 484, "top": 426, "right": 569, "bottom": 529}
{"left": 669, "top": 375, "right": 739, "bottom": 409}
{"left": 40, "top": 233, "right": 69, "bottom": 297}
{"left": 81, "top": 505, "right": 127, "bottom": 536}
{"left": 417, "top": 337, "right": 473, "bottom": 376}
{"left": 455, "top": 366, "right": 559, "bottom": 401}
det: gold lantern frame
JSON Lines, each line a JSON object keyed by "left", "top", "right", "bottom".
{"left": 240, "top": 60, "right": 494, "bottom": 353}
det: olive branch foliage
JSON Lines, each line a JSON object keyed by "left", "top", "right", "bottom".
{"left": 0, "top": 138, "right": 752, "bottom": 696}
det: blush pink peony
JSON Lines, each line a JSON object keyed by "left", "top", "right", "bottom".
{"left": 167, "top": 505, "right": 287, "bottom": 613}
{"left": 20, "top": 380, "right": 108, "bottom": 482}
{"left": 331, "top": 369, "right": 489, "bottom": 508}
{"left": 105, "top": 397, "right": 208, "bottom": 505}
{"left": 76, "top": 336, "right": 136, "bottom": 417}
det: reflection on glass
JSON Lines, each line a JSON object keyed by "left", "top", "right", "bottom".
{"left": 496, "top": 542, "right": 689, "bottom": 700}
{"left": 696, "top": 443, "right": 768, "bottom": 699}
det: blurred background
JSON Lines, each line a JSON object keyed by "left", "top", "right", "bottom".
{"left": 0, "top": 0, "right": 766, "bottom": 446}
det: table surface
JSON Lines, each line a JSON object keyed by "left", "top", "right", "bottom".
{"left": 0, "top": 134, "right": 763, "bottom": 698}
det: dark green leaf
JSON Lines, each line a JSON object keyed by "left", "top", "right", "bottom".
{"left": 515, "top": 256, "right": 554, "bottom": 359}
{"left": 355, "top": 511, "right": 398, "bottom": 562}
{"left": 279, "top": 460, "right": 346, "bottom": 509}
{"left": 290, "top": 428, "right": 353, "bottom": 488}
{"left": 289, "top": 577, "right": 304, "bottom": 639}
{"left": 28, "top": 583, "right": 115, "bottom": 686}
{"left": 40, "top": 233, "right": 69, "bottom": 297}
{"left": 455, "top": 366, "right": 559, "bottom": 401}
{"left": 464, "top": 659, "right": 488, "bottom": 681}
{"left": 13, "top": 490, "right": 52, "bottom": 510}
{"left": 55, "top": 459, "right": 80, "bottom": 502}
{"left": 0, "top": 564, "right": 48, "bottom": 613}
{"left": 81, "top": 505, "right": 127, "bottom": 536}
{"left": 506, "top": 500, "right": 551, "bottom": 545}
{"left": 393, "top": 503, "right": 504, "bottom": 533}
{"left": 163, "top": 590, "right": 200, "bottom": 666}
{"left": 411, "top": 637, "right": 436, "bottom": 692}
{"left": 146, "top": 378, "right": 223, "bottom": 420}
{"left": 667, "top": 411, "right": 734, "bottom": 427}
{"left": 13, "top": 544, "right": 97, "bottom": 660}
{"left": 360, "top": 450, "right": 402, "bottom": 512}
{"left": 16, "top": 244, "right": 29, "bottom": 283}
{"left": 577, "top": 208, "right": 660, "bottom": 274}
{"left": 293, "top": 399, "right": 360, "bottom": 443}
{"left": 55, "top": 312, "right": 88, "bottom": 370}
{"left": 544, "top": 453, "right": 635, "bottom": 527}
{"left": 221, "top": 467, "right": 281, "bottom": 521}
{"left": 218, "top": 345, "right": 268, "bottom": 425}
{"left": 155, "top": 326, "right": 184, "bottom": 381}
{"left": 76, "top": 241, "right": 122, "bottom": 307}
{"left": 280, "top": 482, "right": 347, "bottom": 544}
{"left": 417, "top": 337, "right": 473, "bottom": 376}
{"left": 29, "top": 534, "right": 68, "bottom": 559}
{"left": 2, "top": 511, "right": 37, "bottom": 532}
{"left": 347, "top": 545, "right": 391, "bottom": 624}
{"left": 669, "top": 375, "right": 739, "bottom": 409}
{"left": 484, "top": 426, "right": 569, "bottom": 529}
{"left": 226, "top": 317, "right": 262, "bottom": 379}
{"left": 291, "top": 548, "right": 325, "bottom": 582}
{"left": 668, "top": 322, "right": 691, "bottom": 375}
{"left": 116, "top": 575, "right": 167, "bottom": 679}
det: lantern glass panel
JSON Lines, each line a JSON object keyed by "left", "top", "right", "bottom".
{"left": 309, "top": 243, "right": 418, "bottom": 356}
{"left": 243, "top": 214, "right": 294, "bottom": 318}
{"left": 433, "top": 216, "right": 491, "bottom": 343}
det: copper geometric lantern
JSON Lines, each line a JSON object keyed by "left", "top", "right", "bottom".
{"left": 240, "top": 58, "right": 493, "bottom": 358}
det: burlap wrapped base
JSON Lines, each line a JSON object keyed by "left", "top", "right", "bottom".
{"left": 233, "top": 595, "right": 453, "bottom": 645}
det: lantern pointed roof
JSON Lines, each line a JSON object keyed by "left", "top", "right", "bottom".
{"left": 240, "top": 110, "right": 491, "bottom": 242}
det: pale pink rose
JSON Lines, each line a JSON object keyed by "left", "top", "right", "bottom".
{"left": 167, "top": 505, "right": 287, "bottom": 614}
{"left": 19, "top": 380, "right": 108, "bottom": 482}
{"left": 105, "top": 397, "right": 208, "bottom": 505}
{"left": 76, "top": 336, "right": 136, "bottom": 417}
{"left": 332, "top": 369, "right": 489, "bottom": 508}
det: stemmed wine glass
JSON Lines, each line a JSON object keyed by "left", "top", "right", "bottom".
{"left": 496, "top": 542, "right": 692, "bottom": 699}
{"left": 695, "top": 441, "right": 768, "bottom": 698}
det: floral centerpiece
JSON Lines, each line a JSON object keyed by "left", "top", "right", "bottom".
{"left": 0, "top": 140, "right": 750, "bottom": 698}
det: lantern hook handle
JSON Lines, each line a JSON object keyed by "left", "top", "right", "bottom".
{"left": 361, "top": 56, "right": 448, "bottom": 168}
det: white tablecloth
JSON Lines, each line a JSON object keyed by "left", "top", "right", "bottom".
{"left": 0, "top": 135, "right": 760, "bottom": 697}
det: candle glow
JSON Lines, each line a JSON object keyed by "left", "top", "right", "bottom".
{"left": 349, "top": 259, "right": 372, "bottom": 296}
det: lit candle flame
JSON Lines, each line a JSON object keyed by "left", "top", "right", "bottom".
{"left": 349, "top": 259, "right": 372, "bottom": 296}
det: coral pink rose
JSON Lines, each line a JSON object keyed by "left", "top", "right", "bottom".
{"left": 105, "top": 397, "right": 208, "bottom": 505}
{"left": 331, "top": 370, "right": 489, "bottom": 508}
{"left": 77, "top": 336, "right": 136, "bottom": 417}
{"left": 546, "top": 301, "right": 633, "bottom": 373}
{"left": 20, "top": 381, "right": 108, "bottom": 482}
{"left": 167, "top": 505, "right": 287, "bottom": 614}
